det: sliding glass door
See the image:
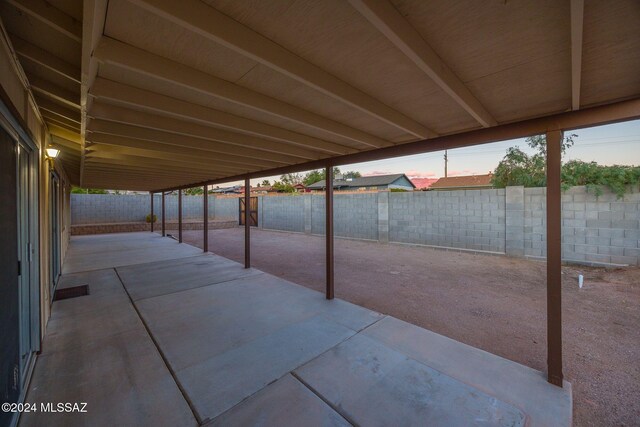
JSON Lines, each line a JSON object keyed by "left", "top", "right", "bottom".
{"left": 0, "top": 103, "right": 40, "bottom": 427}
{"left": 16, "top": 141, "right": 36, "bottom": 383}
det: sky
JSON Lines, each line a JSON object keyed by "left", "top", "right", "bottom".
{"left": 225, "top": 119, "right": 640, "bottom": 187}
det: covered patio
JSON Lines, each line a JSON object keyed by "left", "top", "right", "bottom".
{"left": 1, "top": 0, "right": 639, "bottom": 425}
{"left": 22, "top": 232, "right": 571, "bottom": 426}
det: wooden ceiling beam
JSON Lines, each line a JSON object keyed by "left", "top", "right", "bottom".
{"left": 85, "top": 159, "right": 217, "bottom": 175}
{"left": 80, "top": 181, "right": 201, "bottom": 192}
{"left": 84, "top": 151, "right": 249, "bottom": 174}
{"left": 6, "top": 0, "right": 82, "bottom": 43}
{"left": 84, "top": 167, "right": 211, "bottom": 180}
{"left": 81, "top": 175, "right": 205, "bottom": 189}
{"left": 9, "top": 34, "right": 81, "bottom": 83}
{"left": 348, "top": 0, "right": 496, "bottom": 128}
{"left": 570, "top": 0, "right": 585, "bottom": 110}
{"left": 29, "top": 76, "right": 81, "bottom": 110}
{"left": 131, "top": 0, "right": 436, "bottom": 139}
{"left": 48, "top": 124, "right": 81, "bottom": 144}
{"left": 86, "top": 142, "right": 265, "bottom": 171}
{"left": 87, "top": 164, "right": 220, "bottom": 179}
{"left": 85, "top": 163, "right": 210, "bottom": 176}
{"left": 80, "top": 0, "right": 109, "bottom": 186}
{"left": 86, "top": 132, "right": 290, "bottom": 167}
{"left": 93, "top": 37, "right": 391, "bottom": 149}
{"left": 42, "top": 111, "right": 82, "bottom": 130}
{"left": 44, "top": 117, "right": 81, "bottom": 134}
{"left": 34, "top": 95, "right": 81, "bottom": 122}
{"left": 88, "top": 102, "right": 325, "bottom": 160}
{"left": 90, "top": 78, "right": 359, "bottom": 154}
{"left": 86, "top": 118, "right": 302, "bottom": 166}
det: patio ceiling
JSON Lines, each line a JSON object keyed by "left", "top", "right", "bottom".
{"left": 1, "top": 0, "right": 83, "bottom": 183}
{"left": 3, "top": 0, "right": 640, "bottom": 190}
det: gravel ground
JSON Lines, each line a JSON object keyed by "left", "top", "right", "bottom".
{"left": 172, "top": 227, "right": 640, "bottom": 426}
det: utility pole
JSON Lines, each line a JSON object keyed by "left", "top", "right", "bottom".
{"left": 444, "top": 150, "right": 448, "bottom": 178}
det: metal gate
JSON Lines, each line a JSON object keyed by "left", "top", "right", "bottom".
{"left": 239, "top": 197, "right": 258, "bottom": 226}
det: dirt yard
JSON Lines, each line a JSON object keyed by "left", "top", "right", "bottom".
{"left": 172, "top": 227, "right": 640, "bottom": 426}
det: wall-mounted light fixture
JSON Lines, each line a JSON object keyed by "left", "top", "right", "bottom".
{"left": 45, "top": 146, "right": 60, "bottom": 170}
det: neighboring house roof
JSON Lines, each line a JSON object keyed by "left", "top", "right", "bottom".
{"left": 429, "top": 173, "right": 494, "bottom": 189}
{"left": 410, "top": 178, "right": 439, "bottom": 190}
{"left": 251, "top": 186, "right": 274, "bottom": 192}
{"left": 307, "top": 173, "right": 416, "bottom": 190}
{"left": 210, "top": 185, "right": 242, "bottom": 193}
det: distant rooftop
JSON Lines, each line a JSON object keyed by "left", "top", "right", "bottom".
{"left": 410, "top": 177, "right": 439, "bottom": 190}
{"left": 307, "top": 173, "right": 415, "bottom": 189}
{"left": 429, "top": 173, "right": 494, "bottom": 189}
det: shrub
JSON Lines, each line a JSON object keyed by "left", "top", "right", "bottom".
{"left": 492, "top": 134, "right": 640, "bottom": 198}
{"left": 145, "top": 214, "right": 157, "bottom": 223}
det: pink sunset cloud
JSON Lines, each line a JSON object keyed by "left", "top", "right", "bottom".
{"left": 405, "top": 170, "right": 437, "bottom": 178}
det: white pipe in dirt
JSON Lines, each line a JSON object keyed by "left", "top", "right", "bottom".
{"left": 578, "top": 274, "right": 584, "bottom": 288}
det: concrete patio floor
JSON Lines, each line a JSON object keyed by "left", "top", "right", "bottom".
{"left": 21, "top": 232, "right": 572, "bottom": 426}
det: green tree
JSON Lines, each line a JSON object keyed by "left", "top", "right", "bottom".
{"left": 303, "top": 170, "right": 325, "bottom": 186}
{"left": 492, "top": 133, "right": 576, "bottom": 188}
{"left": 280, "top": 173, "right": 304, "bottom": 185}
{"left": 271, "top": 180, "right": 296, "bottom": 193}
{"left": 302, "top": 167, "right": 357, "bottom": 186}
{"left": 184, "top": 187, "right": 203, "bottom": 195}
{"left": 492, "top": 134, "right": 640, "bottom": 198}
{"left": 343, "top": 170, "right": 361, "bottom": 179}
{"left": 260, "top": 179, "right": 271, "bottom": 187}
{"left": 561, "top": 161, "right": 640, "bottom": 197}
{"left": 71, "top": 187, "right": 107, "bottom": 194}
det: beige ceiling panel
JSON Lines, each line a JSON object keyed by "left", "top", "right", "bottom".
{"left": 10, "top": 34, "right": 81, "bottom": 83}
{"left": 580, "top": 0, "right": 640, "bottom": 107}
{"left": 1, "top": 2, "right": 81, "bottom": 66}
{"left": 104, "top": 0, "right": 257, "bottom": 83}
{"left": 191, "top": 92, "right": 378, "bottom": 150}
{"left": 237, "top": 63, "right": 410, "bottom": 142}
{"left": 35, "top": 95, "right": 82, "bottom": 122}
{"left": 391, "top": 0, "right": 570, "bottom": 83}
{"left": 45, "top": 113, "right": 81, "bottom": 131}
{"left": 98, "top": 63, "right": 217, "bottom": 108}
{"left": 45, "top": 117, "right": 80, "bottom": 134}
{"left": 89, "top": 78, "right": 358, "bottom": 156}
{"left": 47, "top": 0, "right": 83, "bottom": 22}
{"left": 466, "top": 51, "right": 571, "bottom": 123}
{"left": 207, "top": 0, "right": 476, "bottom": 133}
{"left": 20, "top": 59, "right": 80, "bottom": 95}
{"left": 208, "top": 0, "right": 459, "bottom": 134}
{"left": 97, "top": 62, "right": 380, "bottom": 150}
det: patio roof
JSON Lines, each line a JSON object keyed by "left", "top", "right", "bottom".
{"left": 1, "top": 0, "right": 638, "bottom": 191}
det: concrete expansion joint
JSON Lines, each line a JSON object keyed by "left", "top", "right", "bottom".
{"left": 289, "top": 371, "right": 357, "bottom": 427}
{"left": 112, "top": 267, "right": 204, "bottom": 426}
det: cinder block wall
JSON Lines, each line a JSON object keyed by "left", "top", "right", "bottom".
{"left": 214, "top": 197, "right": 239, "bottom": 220}
{"left": 523, "top": 186, "right": 640, "bottom": 265}
{"left": 71, "top": 194, "right": 236, "bottom": 223}
{"left": 311, "top": 195, "right": 326, "bottom": 235}
{"left": 334, "top": 193, "right": 378, "bottom": 240}
{"left": 72, "top": 186, "right": 640, "bottom": 265}
{"left": 389, "top": 189, "right": 506, "bottom": 252}
{"left": 261, "top": 195, "right": 305, "bottom": 232}
{"left": 71, "top": 194, "right": 152, "bottom": 224}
